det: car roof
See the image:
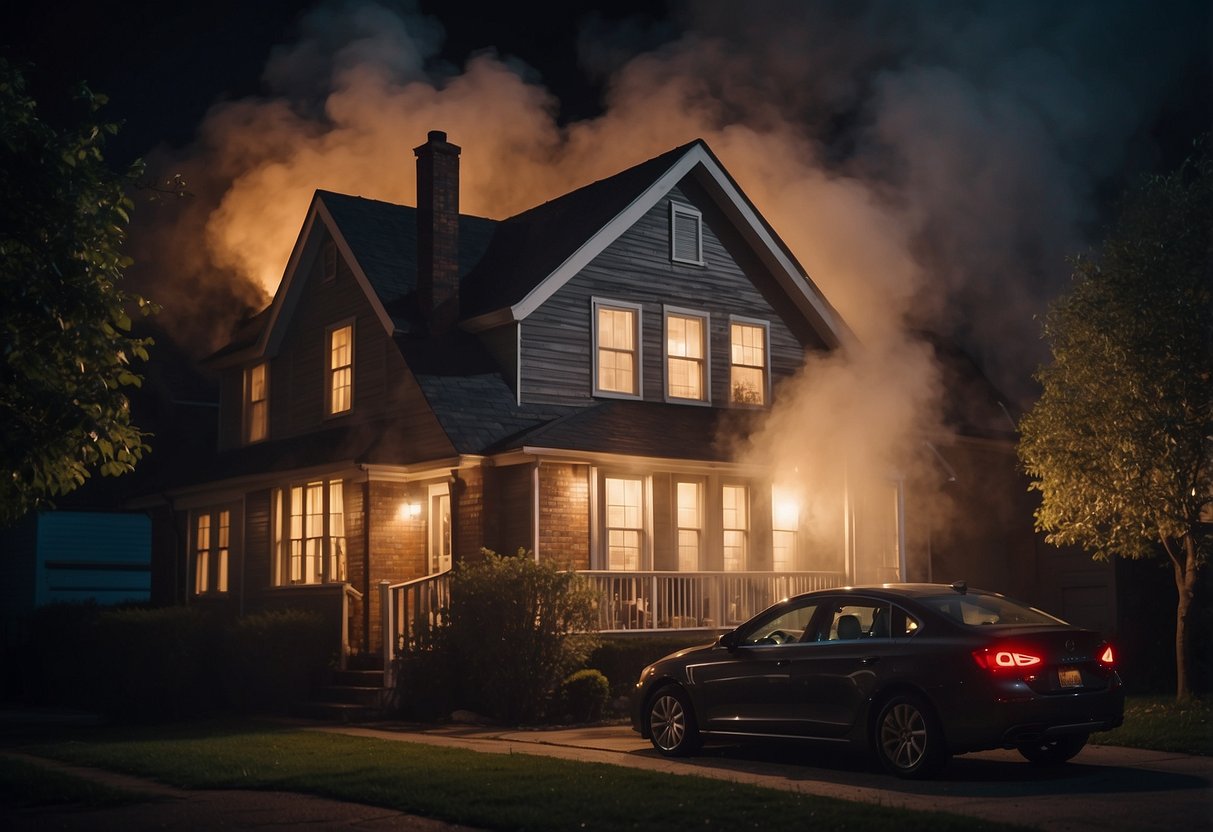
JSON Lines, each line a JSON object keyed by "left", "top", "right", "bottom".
{"left": 791, "top": 583, "right": 998, "bottom": 601}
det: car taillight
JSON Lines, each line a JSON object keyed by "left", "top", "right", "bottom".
{"left": 972, "top": 648, "right": 1043, "bottom": 671}
{"left": 1098, "top": 643, "right": 1115, "bottom": 666}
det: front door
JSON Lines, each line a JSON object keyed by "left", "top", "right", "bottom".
{"left": 428, "top": 484, "right": 452, "bottom": 574}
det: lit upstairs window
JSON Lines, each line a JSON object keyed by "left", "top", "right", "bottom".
{"left": 245, "top": 363, "right": 268, "bottom": 443}
{"left": 666, "top": 310, "right": 707, "bottom": 402}
{"left": 328, "top": 323, "right": 353, "bottom": 414}
{"left": 670, "top": 202, "right": 703, "bottom": 265}
{"left": 595, "top": 300, "right": 641, "bottom": 398}
{"left": 730, "top": 319, "right": 768, "bottom": 406}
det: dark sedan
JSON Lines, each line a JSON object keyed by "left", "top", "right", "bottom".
{"left": 631, "top": 582, "right": 1124, "bottom": 778}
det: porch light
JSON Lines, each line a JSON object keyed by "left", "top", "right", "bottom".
{"left": 397, "top": 501, "right": 422, "bottom": 521}
{"left": 772, "top": 488, "right": 800, "bottom": 530}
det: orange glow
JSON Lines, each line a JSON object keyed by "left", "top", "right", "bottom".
{"left": 972, "top": 648, "right": 1042, "bottom": 671}
{"left": 1100, "top": 645, "right": 1115, "bottom": 665}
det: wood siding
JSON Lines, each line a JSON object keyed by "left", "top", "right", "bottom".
{"left": 519, "top": 182, "right": 826, "bottom": 407}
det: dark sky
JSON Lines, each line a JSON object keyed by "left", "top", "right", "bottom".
{"left": 3, "top": 0, "right": 669, "bottom": 164}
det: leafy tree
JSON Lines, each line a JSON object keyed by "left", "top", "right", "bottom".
{"left": 1018, "top": 143, "right": 1212, "bottom": 700}
{"left": 0, "top": 59, "right": 155, "bottom": 525}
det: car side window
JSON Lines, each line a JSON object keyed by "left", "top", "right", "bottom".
{"left": 739, "top": 602, "right": 819, "bottom": 646}
{"left": 808, "top": 601, "right": 906, "bottom": 642}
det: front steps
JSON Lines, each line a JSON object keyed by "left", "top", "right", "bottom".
{"left": 296, "top": 665, "right": 395, "bottom": 723}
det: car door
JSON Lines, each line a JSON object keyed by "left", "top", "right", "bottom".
{"left": 783, "top": 596, "right": 899, "bottom": 738}
{"left": 689, "top": 598, "right": 819, "bottom": 736}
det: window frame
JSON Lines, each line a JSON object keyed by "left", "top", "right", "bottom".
{"left": 674, "top": 478, "right": 704, "bottom": 571}
{"left": 271, "top": 479, "right": 348, "bottom": 586}
{"left": 728, "top": 316, "right": 770, "bottom": 407}
{"left": 326, "top": 320, "right": 355, "bottom": 416}
{"left": 192, "top": 508, "right": 231, "bottom": 595}
{"left": 244, "top": 362, "right": 269, "bottom": 444}
{"left": 592, "top": 298, "right": 643, "bottom": 400}
{"left": 721, "top": 482, "right": 750, "bottom": 572}
{"left": 663, "top": 305, "right": 710, "bottom": 404}
{"left": 669, "top": 201, "right": 704, "bottom": 266}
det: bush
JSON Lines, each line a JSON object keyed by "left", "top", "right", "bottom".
{"left": 558, "top": 669, "right": 610, "bottom": 723}
{"left": 91, "top": 606, "right": 224, "bottom": 721}
{"left": 442, "top": 549, "right": 600, "bottom": 724}
{"left": 590, "top": 634, "right": 715, "bottom": 698}
{"left": 222, "top": 609, "right": 330, "bottom": 713}
{"left": 14, "top": 601, "right": 103, "bottom": 706}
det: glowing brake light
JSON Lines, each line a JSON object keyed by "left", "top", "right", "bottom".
{"left": 972, "top": 648, "right": 1043, "bottom": 671}
{"left": 1099, "top": 644, "right": 1115, "bottom": 666}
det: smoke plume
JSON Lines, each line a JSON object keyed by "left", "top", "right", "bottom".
{"left": 124, "top": 0, "right": 1207, "bottom": 551}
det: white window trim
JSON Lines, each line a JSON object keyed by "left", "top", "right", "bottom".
{"left": 728, "top": 315, "right": 770, "bottom": 408}
{"left": 325, "top": 319, "right": 356, "bottom": 417}
{"left": 591, "top": 298, "right": 643, "bottom": 400}
{"left": 591, "top": 469, "right": 652, "bottom": 570}
{"left": 669, "top": 201, "right": 704, "bottom": 265}
{"left": 244, "top": 362, "right": 269, "bottom": 445}
{"left": 272, "top": 479, "right": 348, "bottom": 587}
{"left": 663, "top": 305, "right": 711, "bottom": 405}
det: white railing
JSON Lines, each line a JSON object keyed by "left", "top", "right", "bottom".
{"left": 381, "top": 568, "right": 847, "bottom": 678}
{"left": 578, "top": 570, "right": 847, "bottom": 633}
{"left": 381, "top": 569, "right": 451, "bottom": 685}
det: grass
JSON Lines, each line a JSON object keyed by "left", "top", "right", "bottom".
{"left": 1097, "top": 695, "right": 1213, "bottom": 756}
{"left": 0, "top": 754, "right": 151, "bottom": 808}
{"left": 22, "top": 720, "right": 1034, "bottom": 832}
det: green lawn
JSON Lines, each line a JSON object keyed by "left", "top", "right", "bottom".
{"left": 1097, "top": 695, "right": 1213, "bottom": 756}
{"left": 22, "top": 720, "right": 1033, "bottom": 832}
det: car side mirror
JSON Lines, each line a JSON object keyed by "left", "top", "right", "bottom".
{"left": 717, "top": 631, "right": 741, "bottom": 650}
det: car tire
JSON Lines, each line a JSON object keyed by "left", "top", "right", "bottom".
{"left": 873, "top": 693, "right": 949, "bottom": 779}
{"left": 647, "top": 685, "right": 700, "bottom": 757}
{"left": 1017, "top": 733, "right": 1088, "bottom": 765}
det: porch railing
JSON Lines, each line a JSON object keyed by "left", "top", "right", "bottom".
{"left": 579, "top": 570, "right": 846, "bottom": 633}
{"left": 381, "top": 568, "right": 847, "bottom": 678}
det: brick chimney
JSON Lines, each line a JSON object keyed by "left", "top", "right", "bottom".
{"left": 414, "top": 130, "right": 461, "bottom": 330}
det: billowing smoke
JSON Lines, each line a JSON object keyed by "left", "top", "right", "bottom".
{"left": 124, "top": 0, "right": 1206, "bottom": 554}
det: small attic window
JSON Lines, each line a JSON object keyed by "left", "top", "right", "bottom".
{"left": 670, "top": 202, "right": 703, "bottom": 265}
{"left": 322, "top": 239, "right": 338, "bottom": 282}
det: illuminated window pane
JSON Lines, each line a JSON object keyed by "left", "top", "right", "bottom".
{"left": 605, "top": 477, "right": 644, "bottom": 571}
{"left": 722, "top": 485, "right": 748, "bottom": 571}
{"left": 730, "top": 322, "right": 767, "bottom": 405}
{"left": 216, "top": 510, "right": 230, "bottom": 593}
{"left": 676, "top": 481, "right": 702, "bottom": 571}
{"left": 194, "top": 515, "right": 210, "bottom": 594}
{"left": 667, "top": 313, "right": 705, "bottom": 401}
{"left": 246, "top": 363, "right": 268, "bottom": 442}
{"left": 596, "top": 306, "right": 638, "bottom": 395}
{"left": 329, "top": 325, "right": 353, "bottom": 414}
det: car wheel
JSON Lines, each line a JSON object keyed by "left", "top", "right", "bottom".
{"left": 874, "top": 693, "right": 948, "bottom": 779}
{"left": 647, "top": 685, "right": 700, "bottom": 757}
{"left": 1017, "top": 733, "right": 1088, "bottom": 765}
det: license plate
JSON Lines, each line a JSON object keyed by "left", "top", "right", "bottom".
{"left": 1058, "top": 666, "right": 1082, "bottom": 688}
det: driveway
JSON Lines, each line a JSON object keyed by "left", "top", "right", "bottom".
{"left": 318, "top": 722, "right": 1213, "bottom": 832}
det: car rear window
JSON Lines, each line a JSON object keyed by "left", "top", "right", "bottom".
{"left": 920, "top": 593, "right": 1065, "bottom": 627}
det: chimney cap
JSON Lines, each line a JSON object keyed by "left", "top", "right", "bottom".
{"left": 428, "top": 130, "right": 447, "bottom": 142}
{"left": 414, "top": 130, "right": 460, "bottom": 157}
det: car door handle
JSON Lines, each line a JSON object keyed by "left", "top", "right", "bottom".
{"left": 776, "top": 660, "right": 791, "bottom": 667}
{"left": 860, "top": 656, "right": 880, "bottom": 666}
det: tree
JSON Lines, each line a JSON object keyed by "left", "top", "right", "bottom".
{"left": 0, "top": 59, "right": 155, "bottom": 526}
{"left": 1018, "top": 142, "right": 1212, "bottom": 700}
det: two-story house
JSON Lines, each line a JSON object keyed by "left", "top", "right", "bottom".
{"left": 148, "top": 131, "right": 938, "bottom": 664}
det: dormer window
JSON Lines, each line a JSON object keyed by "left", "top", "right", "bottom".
{"left": 729, "top": 318, "right": 768, "bottom": 406}
{"left": 670, "top": 202, "right": 703, "bottom": 265}
{"left": 327, "top": 322, "right": 354, "bottom": 415}
{"left": 665, "top": 307, "right": 708, "bottom": 402}
{"left": 244, "top": 362, "right": 268, "bottom": 443}
{"left": 594, "top": 299, "right": 641, "bottom": 398}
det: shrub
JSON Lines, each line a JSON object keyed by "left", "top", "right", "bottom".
{"left": 590, "top": 634, "right": 715, "bottom": 698}
{"left": 222, "top": 609, "right": 330, "bottom": 713}
{"left": 15, "top": 601, "right": 102, "bottom": 706}
{"left": 443, "top": 549, "right": 599, "bottom": 724}
{"left": 558, "top": 669, "right": 610, "bottom": 723}
{"left": 91, "top": 606, "right": 224, "bottom": 721}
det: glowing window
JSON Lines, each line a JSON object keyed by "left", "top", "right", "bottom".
{"left": 666, "top": 311, "right": 707, "bottom": 401}
{"left": 772, "top": 486, "right": 800, "bottom": 572}
{"left": 216, "top": 510, "right": 230, "bottom": 593}
{"left": 194, "top": 514, "right": 210, "bottom": 595}
{"left": 676, "top": 480, "right": 703, "bottom": 571}
{"left": 722, "top": 484, "right": 749, "bottom": 571}
{"left": 245, "top": 363, "right": 268, "bottom": 443}
{"left": 274, "top": 480, "right": 347, "bottom": 586}
{"left": 605, "top": 476, "right": 644, "bottom": 571}
{"left": 328, "top": 324, "right": 353, "bottom": 414}
{"left": 595, "top": 301, "right": 641, "bottom": 397}
{"left": 730, "top": 320, "right": 767, "bottom": 405}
